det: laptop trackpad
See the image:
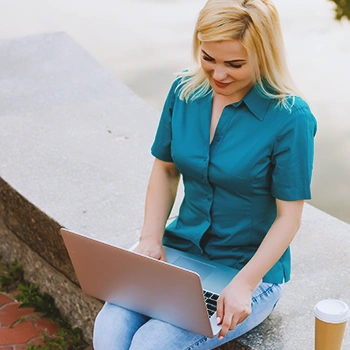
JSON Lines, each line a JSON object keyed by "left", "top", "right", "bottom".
{"left": 172, "top": 256, "right": 216, "bottom": 281}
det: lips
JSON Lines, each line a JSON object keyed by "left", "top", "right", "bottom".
{"left": 213, "top": 79, "right": 232, "bottom": 88}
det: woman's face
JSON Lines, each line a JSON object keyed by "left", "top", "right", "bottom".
{"left": 200, "top": 40, "right": 256, "bottom": 103}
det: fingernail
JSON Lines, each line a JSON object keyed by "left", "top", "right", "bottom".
{"left": 218, "top": 336, "right": 224, "bottom": 341}
{"left": 216, "top": 316, "right": 221, "bottom": 325}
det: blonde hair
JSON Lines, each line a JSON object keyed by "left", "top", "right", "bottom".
{"left": 177, "top": 0, "right": 299, "bottom": 108}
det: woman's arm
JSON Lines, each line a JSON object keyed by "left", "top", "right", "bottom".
{"left": 216, "top": 199, "right": 304, "bottom": 339}
{"left": 133, "top": 158, "right": 180, "bottom": 261}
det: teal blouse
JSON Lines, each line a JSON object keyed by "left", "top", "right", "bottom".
{"left": 151, "top": 78, "right": 317, "bottom": 284}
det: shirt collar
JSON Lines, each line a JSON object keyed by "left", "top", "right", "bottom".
{"left": 200, "top": 83, "right": 273, "bottom": 121}
{"left": 240, "top": 84, "right": 273, "bottom": 121}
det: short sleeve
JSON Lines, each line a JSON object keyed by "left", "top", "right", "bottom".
{"left": 150, "top": 78, "right": 180, "bottom": 162}
{"left": 271, "top": 106, "right": 317, "bottom": 201}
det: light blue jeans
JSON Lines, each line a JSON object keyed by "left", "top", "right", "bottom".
{"left": 93, "top": 282, "right": 284, "bottom": 350}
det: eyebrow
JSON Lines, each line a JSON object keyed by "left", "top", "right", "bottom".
{"left": 201, "top": 49, "right": 246, "bottom": 63}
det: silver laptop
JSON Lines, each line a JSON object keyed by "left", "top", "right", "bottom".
{"left": 60, "top": 228, "right": 238, "bottom": 338}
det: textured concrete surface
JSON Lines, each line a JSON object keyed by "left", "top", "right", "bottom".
{"left": 0, "top": 177, "right": 77, "bottom": 283}
{"left": 0, "top": 33, "right": 349, "bottom": 349}
{"left": 0, "top": 32, "right": 159, "bottom": 277}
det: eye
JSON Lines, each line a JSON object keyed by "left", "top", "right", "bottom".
{"left": 228, "top": 63, "right": 243, "bottom": 69}
{"left": 202, "top": 55, "right": 214, "bottom": 62}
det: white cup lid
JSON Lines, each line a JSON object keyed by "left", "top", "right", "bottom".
{"left": 314, "top": 299, "right": 350, "bottom": 324}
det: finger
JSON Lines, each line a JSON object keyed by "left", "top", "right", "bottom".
{"left": 132, "top": 244, "right": 141, "bottom": 253}
{"left": 145, "top": 251, "right": 158, "bottom": 259}
{"left": 216, "top": 296, "right": 224, "bottom": 325}
{"left": 218, "top": 306, "right": 233, "bottom": 340}
{"left": 144, "top": 248, "right": 163, "bottom": 260}
{"left": 237, "top": 308, "right": 250, "bottom": 325}
{"left": 229, "top": 306, "right": 251, "bottom": 332}
{"left": 229, "top": 312, "right": 241, "bottom": 331}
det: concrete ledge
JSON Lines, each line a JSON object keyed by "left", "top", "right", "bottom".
{"left": 0, "top": 31, "right": 158, "bottom": 249}
{"left": 0, "top": 215, "right": 103, "bottom": 342}
{"left": 0, "top": 178, "right": 77, "bottom": 283}
{"left": 0, "top": 32, "right": 349, "bottom": 349}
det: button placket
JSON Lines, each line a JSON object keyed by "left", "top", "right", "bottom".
{"left": 201, "top": 155, "right": 208, "bottom": 182}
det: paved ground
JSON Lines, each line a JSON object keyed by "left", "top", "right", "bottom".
{"left": 0, "top": 292, "right": 96, "bottom": 349}
{"left": 0, "top": 292, "right": 59, "bottom": 349}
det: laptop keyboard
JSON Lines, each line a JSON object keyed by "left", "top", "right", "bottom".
{"left": 203, "top": 290, "right": 219, "bottom": 317}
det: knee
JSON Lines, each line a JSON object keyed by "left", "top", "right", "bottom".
{"left": 130, "top": 321, "right": 170, "bottom": 350}
{"left": 93, "top": 304, "right": 113, "bottom": 349}
{"left": 130, "top": 320, "right": 205, "bottom": 350}
{"left": 94, "top": 302, "right": 120, "bottom": 333}
{"left": 93, "top": 303, "right": 130, "bottom": 349}
{"left": 93, "top": 303, "right": 150, "bottom": 350}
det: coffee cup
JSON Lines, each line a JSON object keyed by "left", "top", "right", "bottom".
{"left": 314, "top": 299, "right": 349, "bottom": 350}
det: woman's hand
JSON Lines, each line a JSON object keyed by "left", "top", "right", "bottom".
{"left": 216, "top": 277, "right": 254, "bottom": 340}
{"left": 133, "top": 238, "right": 166, "bottom": 261}
{"left": 133, "top": 158, "right": 179, "bottom": 263}
{"left": 215, "top": 200, "right": 304, "bottom": 340}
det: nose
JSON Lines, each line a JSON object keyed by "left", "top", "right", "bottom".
{"left": 212, "top": 65, "right": 228, "bottom": 81}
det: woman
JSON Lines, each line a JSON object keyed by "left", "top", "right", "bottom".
{"left": 94, "top": 0, "right": 317, "bottom": 348}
